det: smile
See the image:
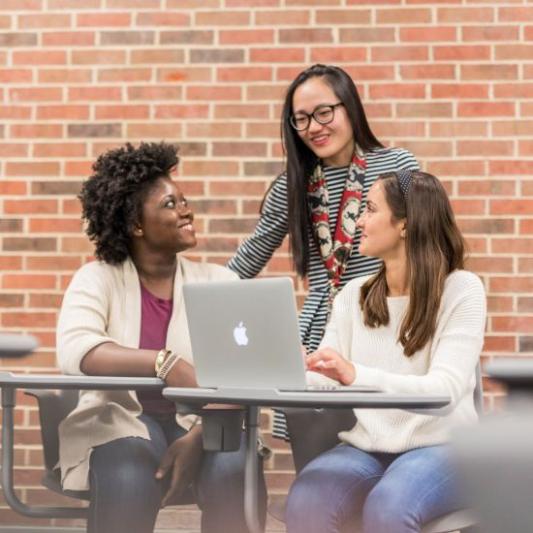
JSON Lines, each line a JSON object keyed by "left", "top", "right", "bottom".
{"left": 310, "top": 134, "right": 329, "bottom": 147}
{"left": 179, "top": 223, "right": 194, "bottom": 231}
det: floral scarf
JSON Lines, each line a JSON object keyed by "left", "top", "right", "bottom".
{"left": 307, "top": 153, "right": 367, "bottom": 310}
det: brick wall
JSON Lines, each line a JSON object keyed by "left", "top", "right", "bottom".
{"left": 0, "top": 0, "right": 531, "bottom": 529}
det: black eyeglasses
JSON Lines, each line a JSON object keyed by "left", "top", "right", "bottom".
{"left": 289, "top": 103, "right": 344, "bottom": 131}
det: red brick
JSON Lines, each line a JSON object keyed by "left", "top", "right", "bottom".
{"left": 0, "top": 69, "right": 33, "bottom": 83}
{"left": 60, "top": 236, "right": 93, "bottom": 253}
{"left": 400, "top": 27, "right": 457, "bottom": 42}
{"left": 9, "top": 87, "right": 62, "bottom": 101}
{"left": 458, "top": 102, "right": 515, "bottom": 117}
{"left": 400, "top": 65, "right": 455, "bottom": 80}
{"left": 372, "top": 121, "right": 426, "bottom": 139}
{"left": 451, "top": 199, "right": 485, "bottom": 215}
{"left": 461, "top": 64, "right": 518, "bottom": 80}
{"left": 483, "top": 335, "right": 515, "bottom": 353}
{"left": 13, "top": 50, "right": 66, "bottom": 65}
{"left": 0, "top": 143, "right": 29, "bottom": 157}
{"left": 95, "top": 105, "right": 149, "bottom": 120}
{"left": 492, "top": 238, "right": 533, "bottom": 254}
{"left": 459, "top": 218, "right": 514, "bottom": 234}
{"left": 466, "top": 257, "right": 514, "bottom": 275}
{"left": 155, "top": 104, "right": 209, "bottom": 119}
{"left": 370, "top": 83, "right": 425, "bottom": 99}
{"left": 493, "top": 120, "right": 533, "bottom": 137}
{"left": 181, "top": 161, "right": 239, "bottom": 177}
{"left": 435, "top": 45, "right": 490, "bottom": 61}
{"left": 72, "top": 49, "right": 126, "bottom": 65}
{"left": 98, "top": 68, "right": 151, "bottom": 82}
{"left": 187, "top": 86, "right": 241, "bottom": 101}
{"left": 214, "top": 104, "right": 269, "bottom": 120}
{"left": 494, "top": 83, "right": 533, "bottom": 99}
{"left": 496, "top": 44, "right": 533, "bottom": 61}
{"left": 463, "top": 25, "right": 519, "bottom": 41}
{"left": 69, "top": 86, "right": 122, "bottom": 100}
{"left": 519, "top": 220, "right": 533, "bottom": 234}
{"left": 492, "top": 316, "right": 533, "bottom": 333}
{"left": 37, "top": 105, "right": 90, "bottom": 120}
{"left": 403, "top": 140, "right": 453, "bottom": 158}
{"left": 376, "top": 8, "right": 431, "bottom": 23}
{"left": 158, "top": 67, "right": 212, "bottom": 83}
{"left": 77, "top": 12, "right": 131, "bottom": 27}
{"left": 30, "top": 218, "right": 82, "bottom": 233}
{"left": 458, "top": 140, "right": 514, "bottom": 157}
{"left": 2, "top": 275, "right": 56, "bottom": 290}
{"left": 136, "top": 11, "right": 190, "bottom": 26}
{"left": 33, "top": 143, "right": 86, "bottom": 158}
{"left": 310, "top": 47, "right": 367, "bottom": 62}
{"left": 250, "top": 48, "right": 305, "bottom": 63}
{"left": 0, "top": 181, "right": 27, "bottom": 195}
{"left": 429, "top": 160, "right": 485, "bottom": 176}
{"left": 38, "top": 68, "right": 92, "bottom": 83}
{"left": 490, "top": 200, "right": 533, "bottom": 216}
{"left": 0, "top": 106, "right": 31, "bottom": 119}
{"left": 5, "top": 162, "right": 59, "bottom": 177}
{"left": 220, "top": 29, "right": 274, "bottom": 45}
{"left": 43, "top": 31, "right": 95, "bottom": 46}
{"left": 127, "top": 123, "right": 183, "bottom": 139}
{"left": 245, "top": 122, "right": 279, "bottom": 138}
{"left": 26, "top": 256, "right": 82, "bottom": 271}
{"left": 2, "top": 312, "right": 56, "bottom": 328}
{"left": 372, "top": 45, "right": 428, "bottom": 62}
{"left": 498, "top": 7, "right": 533, "bottom": 22}
{"left": 212, "top": 142, "right": 266, "bottom": 157}
{"left": 316, "top": 9, "right": 371, "bottom": 24}
{"left": 131, "top": 49, "right": 185, "bottom": 64}
{"left": 255, "top": 9, "right": 310, "bottom": 25}
{"left": 522, "top": 182, "right": 533, "bottom": 196}
{"left": 438, "top": 7, "right": 494, "bottom": 22}
{"left": 4, "top": 199, "right": 58, "bottom": 214}
{"left": 458, "top": 180, "right": 516, "bottom": 196}
{"left": 518, "top": 297, "right": 533, "bottom": 313}
{"left": 430, "top": 122, "right": 488, "bottom": 137}
{"left": 397, "top": 102, "right": 452, "bottom": 118}
{"left": 489, "top": 160, "right": 533, "bottom": 175}
{"left": 186, "top": 123, "right": 242, "bottom": 138}
{"left": 195, "top": 10, "right": 250, "bottom": 26}
{"left": 29, "top": 293, "right": 64, "bottom": 308}
{"left": 247, "top": 85, "right": 289, "bottom": 101}
{"left": 10, "top": 124, "right": 63, "bottom": 138}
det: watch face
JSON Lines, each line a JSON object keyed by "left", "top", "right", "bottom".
{"left": 342, "top": 197, "right": 359, "bottom": 236}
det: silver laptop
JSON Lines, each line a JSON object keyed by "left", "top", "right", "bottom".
{"left": 183, "top": 276, "right": 377, "bottom": 392}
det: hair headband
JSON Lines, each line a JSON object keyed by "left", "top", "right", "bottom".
{"left": 396, "top": 169, "right": 413, "bottom": 198}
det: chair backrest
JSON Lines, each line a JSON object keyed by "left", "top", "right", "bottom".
{"left": 24, "top": 389, "right": 79, "bottom": 472}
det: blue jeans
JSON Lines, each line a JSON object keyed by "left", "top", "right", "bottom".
{"left": 285, "top": 443, "right": 464, "bottom": 533}
{"left": 88, "top": 413, "right": 266, "bottom": 533}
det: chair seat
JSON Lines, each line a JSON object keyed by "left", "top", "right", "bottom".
{"left": 422, "top": 508, "right": 478, "bottom": 533}
{"left": 270, "top": 498, "right": 476, "bottom": 533}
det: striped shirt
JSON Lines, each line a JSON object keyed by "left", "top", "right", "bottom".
{"left": 227, "top": 147, "right": 419, "bottom": 438}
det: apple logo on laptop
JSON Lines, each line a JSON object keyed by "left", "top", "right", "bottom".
{"left": 233, "top": 321, "right": 249, "bottom": 346}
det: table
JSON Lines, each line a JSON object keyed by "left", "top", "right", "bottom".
{"left": 0, "top": 372, "right": 164, "bottom": 519}
{"left": 163, "top": 386, "right": 451, "bottom": 533}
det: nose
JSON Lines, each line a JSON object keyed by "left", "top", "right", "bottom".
{"left": 307, "top": 115, "right": 325, "bottom": 133}
{"left": 356, "top": 212, "right": 365, "bottom": 229}
{"left": 178, "top": 202, "right": 193, "bottom": 220}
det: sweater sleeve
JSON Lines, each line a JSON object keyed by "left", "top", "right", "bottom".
{"left": 227, "top": 174, "right": 289, "bottom": 279}
{"left": 56, "top": 263, "right": 115, "bottom": 375}
{"left": 354, "top": 273, "right": 486, "bottom": 410}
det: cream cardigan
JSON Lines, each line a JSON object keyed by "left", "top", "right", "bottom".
{"left": 56, "top": 256, "right": 237, "bottom": 491}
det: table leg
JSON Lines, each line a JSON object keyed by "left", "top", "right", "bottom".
{"left": 244, "top": 406, "right": 263, "bottom": 533}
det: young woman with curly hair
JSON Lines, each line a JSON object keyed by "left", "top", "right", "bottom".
{"left": 285, "top": 170, "right": 486, "bottom": 533}
{"left": 56, "top": 142, "right": 266, "bottom": 533}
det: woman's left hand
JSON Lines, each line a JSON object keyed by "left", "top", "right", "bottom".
{"left": 305, "top": 347, "right": 356, "bottom": 385}
{"left": 155, "top": 425, "right": 204, "bottom": 507}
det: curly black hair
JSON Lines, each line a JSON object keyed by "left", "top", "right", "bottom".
{"left": 79, "top": 141, "right": 179, "bottom": 264}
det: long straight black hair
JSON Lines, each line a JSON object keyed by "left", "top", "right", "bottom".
{"left": 279, "top": 64, "right": 384, "bottom": 277}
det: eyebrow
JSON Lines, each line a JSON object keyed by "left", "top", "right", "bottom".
{"left": 293, "top": 103, "right": 337, "bottom": 114}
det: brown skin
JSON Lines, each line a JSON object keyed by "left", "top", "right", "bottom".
{"left": 80, "top": 175, "right": 203, "bottom": 506}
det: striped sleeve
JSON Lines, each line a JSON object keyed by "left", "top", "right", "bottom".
{"left": 227, "top": 174, "right": 289, "bottom": 279}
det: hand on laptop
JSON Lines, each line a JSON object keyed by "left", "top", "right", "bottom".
{"left": 305, "top": 347, "right": 356, "bottom": 386}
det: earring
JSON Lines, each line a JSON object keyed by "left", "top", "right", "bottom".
{"left": 134, "top": 227, "right": 143, "bottom": 236}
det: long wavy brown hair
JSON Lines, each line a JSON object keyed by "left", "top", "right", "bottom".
{"left": 359, "top": 171, "right": 466, "bottom": 356}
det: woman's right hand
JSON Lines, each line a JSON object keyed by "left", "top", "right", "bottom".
{"left": 305, "top": 347, "right": 356, "bottom": 385}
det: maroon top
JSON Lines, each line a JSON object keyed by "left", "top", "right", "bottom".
{"left": 137, "top": 283, "right": 176, "bottom": 415}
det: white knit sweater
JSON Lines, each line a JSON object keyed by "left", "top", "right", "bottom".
{"left": 319, "top": 270, "right": 486, "bottom": 453}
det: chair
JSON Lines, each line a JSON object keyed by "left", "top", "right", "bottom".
{"left": 269, "top": 364, "right": 483, "bottom": 533}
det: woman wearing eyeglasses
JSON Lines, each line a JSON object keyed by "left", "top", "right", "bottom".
{"left": 228, "top": 64, "right": 419, "bottom": 438}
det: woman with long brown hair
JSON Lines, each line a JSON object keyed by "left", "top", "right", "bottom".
{"left": 285, "top": 170, "right": 486, "bottom": 533}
